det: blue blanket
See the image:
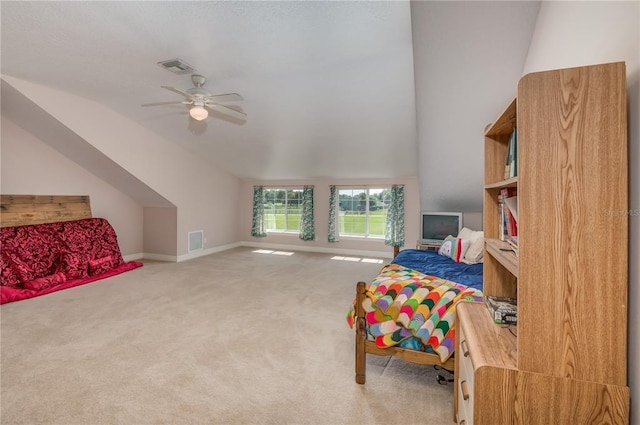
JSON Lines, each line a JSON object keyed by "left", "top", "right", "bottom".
{"left": 391, "top": 249, "right": 483, "bottom": 291}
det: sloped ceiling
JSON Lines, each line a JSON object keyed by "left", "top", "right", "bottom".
{"left": 1, "top": 1, "right": 418, "bottom": 180}
{"left": 1, "top": 79, "right": 174, "bottom": 207}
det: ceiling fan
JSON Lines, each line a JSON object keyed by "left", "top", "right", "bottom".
{"left": 142, "top": 74, "right": 246, "bottom": 121}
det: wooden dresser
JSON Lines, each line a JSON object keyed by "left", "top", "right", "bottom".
{"left": 454, "top": 302, "right": 517, "bottom": 424}
{"left": 454, "top": 62, "right": 630, "bottom": 424}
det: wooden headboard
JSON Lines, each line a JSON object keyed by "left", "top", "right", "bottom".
{"left": 0, "top": 195, "right": 92, "bottom": 227}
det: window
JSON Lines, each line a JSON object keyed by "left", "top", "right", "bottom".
{"left": 264, "top": 188, "right": 303, "bottom": 233}
{"left": 338, "top": 188, "right": 390, "bottom": 238}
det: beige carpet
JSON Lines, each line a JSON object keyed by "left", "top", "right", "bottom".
{"left": 1, "top": 247, "right": 453, "bottom": 425}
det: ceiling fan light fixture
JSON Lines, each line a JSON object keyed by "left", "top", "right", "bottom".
{"left": 190, "top": 105, "right": 208, "bottom": 121}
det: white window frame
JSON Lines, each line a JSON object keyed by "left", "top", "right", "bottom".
{"left": 338, "top": 187, "right": 389, "bottom": 239}
{"left": 263, "top": 187, "right": 303, "bottom": 234}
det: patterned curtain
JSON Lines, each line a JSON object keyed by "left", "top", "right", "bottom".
{"left": 299, "top": 186, "right": 315, "bottom": 241}
{"left": 327, "top": 185, "right": 340, "bottom": 242}
{"left": 251, "top": 186, "right": 267, "bottom": 238}
{"left": 385, "top": 185, "right": 405, "bottom": 247}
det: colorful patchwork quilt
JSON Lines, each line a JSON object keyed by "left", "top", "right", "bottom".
{"left": 347, "top": 263, "right": 483, "bottom": 362}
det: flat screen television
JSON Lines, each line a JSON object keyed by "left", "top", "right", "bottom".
{"left": 420, "top": 212, "right": 463, "bottom": 244}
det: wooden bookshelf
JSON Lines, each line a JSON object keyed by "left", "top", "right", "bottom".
{"left": 455, "top": 62, "right": 630, "bottom": 424}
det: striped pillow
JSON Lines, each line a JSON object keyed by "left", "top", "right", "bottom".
{"left": 437, "top": 235, "right": 470, "bottom": 263}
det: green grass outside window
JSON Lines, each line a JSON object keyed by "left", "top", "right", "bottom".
{"left": 265, "top": 210, "right": 388, "bottom": 236}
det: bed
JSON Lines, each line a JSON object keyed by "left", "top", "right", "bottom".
{"left": 348, "top": 238, "right": 484, "bottom": 384}
{"left": 0, "top": 195, "right": 143, "bottom": 304}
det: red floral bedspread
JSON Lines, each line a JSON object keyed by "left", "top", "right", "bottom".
{"left": 1, "top": 218, "right": 142, "bottom": 304}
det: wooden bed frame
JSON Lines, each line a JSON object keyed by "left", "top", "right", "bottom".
{"left": 354, "top": 280, "right": 456, "bottom": 384}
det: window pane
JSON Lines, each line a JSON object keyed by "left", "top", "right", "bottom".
{"left": 264, "top": 188, "right": 301, "bottom": 232}
{"left": 369, "top": 188, "right": 387, "bottom": 236}
{"left": 339, "top": 189, "right": 364, "bottom": 236}
{"left": 339, "top": 189, "right": 365, "bottom": 212}
{"left": 369, "top": 209, "right": 388, "bottom": 236}
{"left": 263, "top": 189, "right": 278, "bottom": 231}
{"left": 341, "top": 211, "right": 365, "bottom": 235}
{"left": 286, "top": 189, "right": 302, "bottom": 231}
{"left": 337, "top": 187, "right": 389, "bottom": 237}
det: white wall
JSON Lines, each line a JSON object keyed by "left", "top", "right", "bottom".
{"left": 522, "top": 1, "right": 639, "bottom": 421}
{"left": 143, "top": 207, "right": 177, "bottom": 256}
{"left": 239, "top": 177, "right": 420, "bottom": 258}
{"left": 410, "top": 1, "right": 540, "bottom": 223}
{"left": 2, "top": 76, "right": 242, "bottom": 257}
{"left": 0, "top": 116, "right": 143, "bottom": 256}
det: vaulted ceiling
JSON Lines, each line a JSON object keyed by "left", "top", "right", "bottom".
{"left": 1, "top": 1, "right": 418, "bottom": 180}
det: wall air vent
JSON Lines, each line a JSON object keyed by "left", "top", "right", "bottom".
{"left": 157, "top": 58, "right": 196, "bottom": 75}
{"left": 188, "top": 230, "right": 204, "bottom": 253}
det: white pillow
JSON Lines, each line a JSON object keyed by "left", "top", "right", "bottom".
{"left": 457, "top": 227, "right": 475, "bottom": 240}
{"left": 457, "top": 227, "right": 484, "bottom": 264}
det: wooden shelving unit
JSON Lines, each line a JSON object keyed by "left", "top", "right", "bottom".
{"left": 454, "top": 62, "right": 630, "bottom": 424}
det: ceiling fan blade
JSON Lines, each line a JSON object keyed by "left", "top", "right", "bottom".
{"left": 141, "top": 100, "right": 191, "bottom": 107}
{"left": 205, "top": 93, "right": 244, "bottom": 103}
{"left": 161, "top": 85, "right": 194, "bottom": 99}
{"left": 206, "top": 103, "right": 247, "bottom": 120}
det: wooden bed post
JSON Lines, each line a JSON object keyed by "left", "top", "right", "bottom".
{"left": 355, "top": 281, "right": 367, "bottom": 384}
{"left": 393, "top": 245, "right": 400, "bottom": 258}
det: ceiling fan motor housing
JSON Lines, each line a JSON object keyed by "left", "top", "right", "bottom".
{"left": 191, "top": 74, "right": 206, "bottom": 87}
{"left": 187, "top": 87, "right": 211, "bottom": 97}
{"left": 188, "top": 75, "right": 210, "bottom": 97}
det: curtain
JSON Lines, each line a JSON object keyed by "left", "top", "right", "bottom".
{"left": 327, "top": 185, "right": 340, "bottom": 242}
{"left": 251, "top": 186, "right": 267, "bottom": 238}
{"left": 385, "top": 185, "right": 405, "bottom": 247}
{"left": 299, "top": 186, "right": 315, "bottom": 241}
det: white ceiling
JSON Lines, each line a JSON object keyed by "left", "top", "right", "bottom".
{"left": 1, "top": 1, "right": 418, "bottom": 181}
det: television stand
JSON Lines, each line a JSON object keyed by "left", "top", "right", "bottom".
{"left": 416, "top": 242, "right": 441, "bottom": 251}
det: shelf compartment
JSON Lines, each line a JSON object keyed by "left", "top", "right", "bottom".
{"left": 484, "top": 97, "right": 517, "bottom": 186}
{"left": 485, "top": 177, "right": 518, "bottom": 190}
{"left": 485, "top": 239, "right": 518, "bottom": 278}
{"left": 484, "top": 98, "right": 516, "bottom": 138}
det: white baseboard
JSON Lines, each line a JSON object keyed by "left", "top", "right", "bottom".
{"left": 139, "top": 242, "right": 243, "bottom": 263}
{"left": 134, "top": 241, "right": 392, "bottom": 263}
{"left": 176, "top": 242, "right": 242, "bottom": 262}
{"left": 123, "top": 253, "right": 144, "bottom": 262}
{"left": 239, "top": 241, "right": 394, "bottom": 259}
{"left": 141, "top": 253, "right": 177, "bottom": 262}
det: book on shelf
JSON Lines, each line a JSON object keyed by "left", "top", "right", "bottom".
{"left": 511, "top": 128, "right": 517, "bottom": 178}
{"left": 499, "top": 197, "right": 507, "bottom": 241}
{"left": 504, "top": 128, "right": 518, "bottom": 179}
{"left": 499, "top": 187, "right": 518, "bottom": 240}
{"left": 504, "top": 133, "right": 511, "bottom": 180}
{"left": 504, "top": 195, "right": 518, "bottom": 223}
{"left": 508, "top": 236, "right": 519, "bottom": 257}
{"left": 485, "top": 295, "right": 517, "bottom": 324}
